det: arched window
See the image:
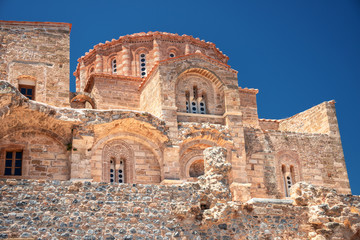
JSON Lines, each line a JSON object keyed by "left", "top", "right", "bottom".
{"left": 111, "top": 58, "right": 117, "bottom": 74}
{"left": 109, "top": 157, "right": 125, "bottom": 183}
{"left": 140, "top": 53, "right": 146, "bottom": 77}
{"left": 169, "top": 52, "right": 175, "bottom": 58}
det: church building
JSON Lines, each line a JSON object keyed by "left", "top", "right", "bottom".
{"left": 0, "top": 20, "right": 351, "bottom": 201}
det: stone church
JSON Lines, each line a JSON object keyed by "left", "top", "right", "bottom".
{"left": 0, "top": 20, "right": 351, "bottom": 202}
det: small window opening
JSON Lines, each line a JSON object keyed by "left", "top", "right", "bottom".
{"left": 282, "top": 164, "right": 294, "bottom": 197}
{"left": 169, "top": 53, "right": 175, "bottom": 58}
{"left": 185, "top": 91, "right": 190, "bottom": 113}
{"left": 4, "top": 151, "right": 22, "bottom": 176}
{"left": 111, "top": 59, "right": 117, "bottom": 74}
{"left": 185, "top": 86, "right": 207, "bottom": 114}
{"left": 140, "top": 54, "right": 146, "bottom": 77}
{"left": 251, "top": 164, "right": 254, "bottom": 171}
{"left": 198, "top": 94, "right": 206, "bottom": 114}
{"left": 193, "top": 86, "right": 198, "bottom": 99}
{"left": 19, "top": 85, "right": 35, "bottom": 100}
{"left": 109, "top": 157, "right": 125, "bottom": 183}
{"left": 257, "top": 183, "right": 261, "bottom": 189}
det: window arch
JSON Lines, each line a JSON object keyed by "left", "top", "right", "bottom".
{"left": 102, "top": 140, "right": 133, "bottom": 183}
{"left": 189, "top": 159, "right": 204, "bottom": 178}
{"left": 277, "top": 151, "right": 301, "bottom": 198}
{"left": 167, "top": 46, "right": 179, "bottom": 59}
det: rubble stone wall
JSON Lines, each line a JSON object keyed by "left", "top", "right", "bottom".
{"left": 0, "top": 180, "right": 359, "bottom": 239}
{"left": 0, "top": 179, "right": 307, "bottom": 240}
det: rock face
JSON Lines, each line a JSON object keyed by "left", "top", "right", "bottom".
{"left": 0, "top": 148, "right": 358, "bottom": 239}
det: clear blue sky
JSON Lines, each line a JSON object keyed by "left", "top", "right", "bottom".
{"left": 1, "top": 0, "right": 359, "bottom": 194}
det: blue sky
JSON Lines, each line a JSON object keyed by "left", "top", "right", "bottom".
{"left": 1, "top": 0, "right": 359, "bottom": 194}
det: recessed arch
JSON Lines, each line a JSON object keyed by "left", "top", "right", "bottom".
{"left": 91, "top": 131, "right": 164, "bottom": 183}
{"left": 175, "top": 67, "right": 225, "bottom": 116}
{"left": 1, "top": 128, "right": 69, "bottom": 149}
{"left": 70, "top": 94, "right": 96, "bottom": 109}
{"left": 276, "top": 150, "right": 302, "bottom": 197}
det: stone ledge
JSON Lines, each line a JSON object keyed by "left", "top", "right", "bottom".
{"left": 247, "top": 198, "right": 294, "bottom": 205}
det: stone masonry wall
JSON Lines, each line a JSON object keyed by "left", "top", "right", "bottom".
{"left": 0, "top": 132, "right": 70, "bottom": 181}
{"left": 279, "top": 101, "right": 336, "bottom": 135}
{"left": 140, "top": 71, "right": 162, "bottom": 118}
{"left": 0, "top": 21, "right": 71, "bottom": 107}
{"left": 92, "top": 77, "right": 141, "bottom": 110}
{"left": 244, "top": 126, "right": 351, "bottom": 199}
{"left": 238, "top": 88, "right": 259, "bottom": 128}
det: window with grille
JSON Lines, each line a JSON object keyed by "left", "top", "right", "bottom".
{"left": 109, "top": 157, "right": 125, "bottom": 183}
{"left": 282, "top": 164, "right": 295, "bottom": 197}
{"left": 186, "top": 86, "right": 206, "bottom": 114}
{"left": 140, "top": 53, "right": 146, "bottom": 77}
{"left": 19, "top": 85, "right": 35, "bottom": 100}
{"left": 111, "top": 59, "right": 117, "bottom": 74}
{"left": 4, "top": 151, "right": 22, "bottom": 176}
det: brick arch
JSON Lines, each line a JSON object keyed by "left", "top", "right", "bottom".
{"left": 1, "top": 128, "right": 69, "bottom": 148}
{"left": 106, "top": 53, "right": 118, "bottom": 73}
{"left": 166, "top": 46, "right": 180, "bottom": 58}
{"left": 179, "top": 139, "right": 231, "bottom": 179}
{"left": 176, "top": 67, "right": 225, "bottom": 90}
{"left": 175, "top": 69, "right": 225, "bottom": 115}
{"left": 181, "top": 150, "right": 207, "bottom": 179}
{"left": 70, "top": 93, "right": 96, "bottom": 109}
{"left": 91, "top": 132, "right": 163, "bottom": 183}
